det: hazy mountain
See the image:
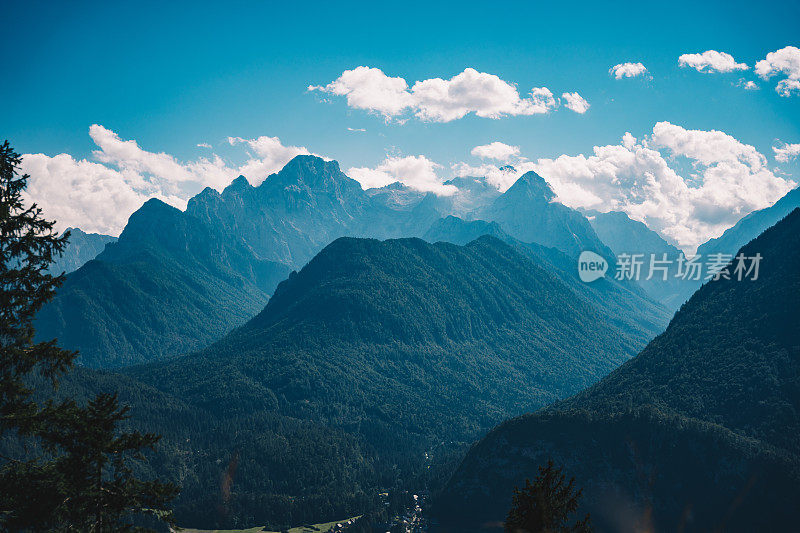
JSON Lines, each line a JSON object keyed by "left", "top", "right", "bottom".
{"left": 49, "top": 227, "right": 116, "bottom": 275}
{"left": 186, "top": 156, "right": 379, "bottom": 268}
{"left": 422, "top": 216, "right": 508, "bottom": 245}
{"left": 35, "top": 199, "right": 289, "bottom": 367}
{"left": 477, "top": 171, "right": 613, "bottom": 259}
{"left": 585, "top": 210, "right": 691, "bottom": 310}
{"left": 422, "top": 215, "right": 669, "bottom": 348}
{"left": 697, "top": 185, "right": 800, "bottom": 258}
{"left": 113, "top": 235, "right": 667, "bottom": 528}
{"left": 435, "top": 209, "right": 800, "bottom": 532}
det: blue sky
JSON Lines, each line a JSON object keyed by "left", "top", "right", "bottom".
{"left": 3, "top": 0, "right": 800, "bottom": 251}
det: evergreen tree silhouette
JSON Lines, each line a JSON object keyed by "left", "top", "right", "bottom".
{"left": 0, "top": 140, "right": 178, "bottom": 531}
{"left": 505, "top": 459, "right": 591, "bottom": 533}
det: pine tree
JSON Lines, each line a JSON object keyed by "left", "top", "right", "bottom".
{"left": 0, "top": 140, "right": 178, "bottom": 531}
{"left": 504, "top": 460, "right": 591, "bottom": 533}
{"left": 38, "top": 393, "right": 179, "bottom": 531}
{"left": 0, "top": 139, "right": 73, "bottom": 435}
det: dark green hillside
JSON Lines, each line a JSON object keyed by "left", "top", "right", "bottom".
{"left": 435, "top": 209, "right": 800, "bottom": 532}
{"left": 118, "top": 235, "right": 665, "bottom": 528}
{"left": 35, "top": 199, "right": 289, "bottom": 367}
{"left": 560, "top": 207, "right": 800, "bottom": 453}
{"left": 422, "top": 215, "right": 669, "bottom": 349}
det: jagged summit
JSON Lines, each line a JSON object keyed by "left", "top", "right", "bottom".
{"left": 503, "top": 170, "right": 556, "bottom": 202}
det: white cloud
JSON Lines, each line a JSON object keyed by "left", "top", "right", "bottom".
{"left": 348, "top": 155, "right": 456, "bottom": 195}
{"left": 648, "top": 121, "right": 766, "bottom": 169}
{"left": 561, "top": 92, "right": 590, "bottom": 114}
{"left": 21, "top": 126, "right": 319, "bottom": 235}
{"left": 197, "top": 142, "right": 212, "bottom": 148}
{"left": 773, "top": 142, "right": 800, "bottom": 163}
{"left": 678, "top": 50, "right": 748, "bottom": 73}
{"left": 347, "top": 127, "right": 366, "bottom": 132}
{"left": 532, "top": 122, "right": 794, "bottom": 252}
{"left": 447, "top": 124, "right": 795, "bottom": 252}
{"left": 21, "top": 153, "right": 184, "bottom": 237}
{"left": 755, "top": 46, "right": 800, "bottom": 96}
{"left": 310, "top": 66, "right": 559, "bottom": 122}
{"left": 226, "top": 135, "right": 314, "bottom": 185}
{"left": 452, "top": 161, "right": 536, "bottom": 192}
{"left": 609, "top": 62, "right": 648, "bottom": 79}
{"left": 738, "top": 79, "right": 759, "bottom": 90}
{"left": 471, "top": 142, "right": 520, "bottom": 161}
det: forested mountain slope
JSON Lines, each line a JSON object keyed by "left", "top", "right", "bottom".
{"left": 35, "top": 199, "right": 289, "bottom": 367}
{"left": 112, "top": 235, "right": 666, "bottom": 528}
{"left": 436, "top": 209, "right": 800, "bottom": 533}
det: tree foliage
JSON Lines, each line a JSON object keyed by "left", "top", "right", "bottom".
{"left": 0, "top": 140, "right": 177, "bottom": 531}
{"left": 504, "top": 460, "right": 590, "bottom": 533}
{"left": 0, "top": 139, "right": 72, "bottom": 434}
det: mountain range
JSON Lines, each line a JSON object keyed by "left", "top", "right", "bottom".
{"left": 21, "top": 154, "right": 800, "bottom": 530}
{"left": 28, "top": 233, "right": 667, "bottom": 529}
{"left": 35, "top": 157, "right": 620, "bottom": 368}
{"left": 434, "top": 208, "right": 800, "bottom": 532}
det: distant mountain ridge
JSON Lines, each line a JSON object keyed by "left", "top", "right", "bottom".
{"left": 35, "top": 199, "right": 289, "bottom": 367}
{"left": 477, "top": 171, "right": 614, "bottom": 260}
{"left": 49, "top": 227, "right": 116, "bottom": 275}
{"left": 585, "top": 210, "right": 690, "bottom": 310}
{"left": 698, "top": 185, "right": 800, "bottom": 258}
{"left": 435, "top": 208, "right": 800, "bottom": 532}
{"left": 37, "top": 156, "right": 621, "bottom": 368}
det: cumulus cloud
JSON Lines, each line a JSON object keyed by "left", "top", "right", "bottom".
{"left": 532, "top": 122, "right": 794, "bottom": 252}
{"left": 470, "top": 142, "right": 520, "bottom": 161}
{"left": 452, "top": 161, "right": 536, "bottom": 192}
{"left": 773, "top": 142, "right": 800, "bottom": 163}
{"left": 309, "top": 66, "right": 560, "bottom": 122}
{"left": 561, "top": 92, "right": 590, "bottom": 113}
{"left": 348, "top": 155, "right": 456, "bottom": 195}
{"left": 609, "top": 62, "right": 648, "bottom": 79}
{"left": 756, "top": 46, "right": 800, "bottom": 96}
{"left": 738, "top": 79, "right": 759, "bottom": 90}
{"left": 21, "top": 126, "right": 318, "bottom": 235}
{"left": 226, "top": 135, "right": 314, "bottom": 185}
{"left": 678, "top": 50, "right": 749, "bottom": 73}
{"left": 21, "top": 153, "right": 183, "bottom": 237}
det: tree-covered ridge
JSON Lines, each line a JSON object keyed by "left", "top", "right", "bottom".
{"left": 35, "top": 198, "right": 289, "bottom": 367}
{"left": 436, "top": 208, "right": 800, "bottom": 532}
{"left": 81, "top": 233, "right": 663, "bottom": 528}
